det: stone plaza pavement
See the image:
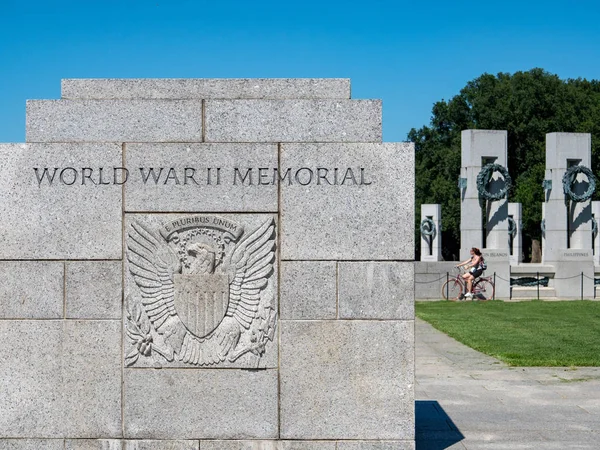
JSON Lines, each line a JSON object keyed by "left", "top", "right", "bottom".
{"left": 415, "top": 318, "right": 600, "bottom": 449}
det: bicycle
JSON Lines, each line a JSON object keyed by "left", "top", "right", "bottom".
{"left": 441, "top": 266, "right": 495, "bottom": 301}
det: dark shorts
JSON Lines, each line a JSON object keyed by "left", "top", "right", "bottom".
{"left": 469, "top": 268, "right": 483, "bottom": 278}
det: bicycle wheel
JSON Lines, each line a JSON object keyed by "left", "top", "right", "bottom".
{"left": 441, "top": 279, "right": 464, "bottom": 300}
{"left": 473, "top": 278, "right": 495, "bottom": 301}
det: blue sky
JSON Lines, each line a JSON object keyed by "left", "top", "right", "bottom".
{"left": 1, "top": 0, "right": 599, "bottom": 143}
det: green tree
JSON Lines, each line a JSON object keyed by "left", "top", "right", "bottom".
{"left": 410, "top": 68, "right": 600, "bottom": 261}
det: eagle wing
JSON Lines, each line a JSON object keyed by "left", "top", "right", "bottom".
{"left": 226, "top": 217, "right": 276, "bottom": 329}
{"left": 126, "top": 220, "right": 178, "bottom": 331}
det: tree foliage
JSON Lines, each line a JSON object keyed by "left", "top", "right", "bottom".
{"left": 410, "top": 68, "right": 600, "bottom": 261}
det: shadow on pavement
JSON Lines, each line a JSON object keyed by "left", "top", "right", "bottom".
{"left": 416, "top": 400, "right": 465, "bottom": 450}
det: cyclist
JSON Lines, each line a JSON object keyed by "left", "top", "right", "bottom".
{"left": 456, "top": 247, "right": 485, "bottom": 298}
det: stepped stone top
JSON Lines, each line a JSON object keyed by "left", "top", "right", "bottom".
{"left": 61, "top": 78, "right": 351, "bottom": 100}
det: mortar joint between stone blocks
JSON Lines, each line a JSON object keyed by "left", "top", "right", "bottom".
{"left": 276, "top": 141, "right": 282, "bottom": 438}
{"left": 201, "top": 99, "right": 206, "bottom": 142}
{"left": 121, "top": 141, "right": 126, "bottom": 438}
{"left": 336, "top": 261, "right": 339, "bottom": 319}
{"left": 63, "top": 260, "right": 66, "bottom": 319}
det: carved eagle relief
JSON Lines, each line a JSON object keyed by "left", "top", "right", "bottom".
{"left": 125, "top": 215, "right": 277, "bottom": 367}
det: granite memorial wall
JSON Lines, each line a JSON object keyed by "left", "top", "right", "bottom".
{"left": 0, "top": 78, "right": 415, "bottom": 449}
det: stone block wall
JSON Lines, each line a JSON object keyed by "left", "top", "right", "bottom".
{"left": 414, "top": 262, "right": 458, "bottom": 300}
{"left": 0, "top": 79, "right": 415, "bottom": 449}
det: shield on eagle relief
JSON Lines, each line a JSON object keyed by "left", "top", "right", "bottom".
{"left": 173, "top": 273, "right": 230, "bottom": 338}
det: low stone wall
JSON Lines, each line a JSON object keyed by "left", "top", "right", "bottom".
{"left": 418, "top": 262, "right": 600, "bottom": 300}
{"left": 415, "top": 262, "right": 458, "bottom": 300}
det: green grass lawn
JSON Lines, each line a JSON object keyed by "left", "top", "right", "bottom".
{"left": 416, "top": 300, "right": 600, "bottom": 366}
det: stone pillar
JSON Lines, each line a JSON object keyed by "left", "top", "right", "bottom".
{"left": 0, "top": 78, "right": 416, "bottom": 446}
{"left": 460, "top": 130, "right": 510, "bottom": 299}
{"left": 594, "top": 201, "right": 600, "bottom": 265}
{"left": 543, "top": 133, "right": 594, "bottom": 298}
{"left": 420, "top": 204, "right": 442, "bottom": 261}
{"left": 508, "top": 203, "right": 523, "bottom": 264}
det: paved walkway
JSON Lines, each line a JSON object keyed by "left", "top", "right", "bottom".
{"left": 415, "top": 318, "right": 600, "bottom": 449}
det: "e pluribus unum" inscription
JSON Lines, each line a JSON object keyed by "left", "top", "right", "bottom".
{"left": 33, "top": 167, "right": 373, "bottom": 187}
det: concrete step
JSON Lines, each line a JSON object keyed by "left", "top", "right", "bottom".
{"left": 510, "top": 286, "right": 557, "bottom": 300}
